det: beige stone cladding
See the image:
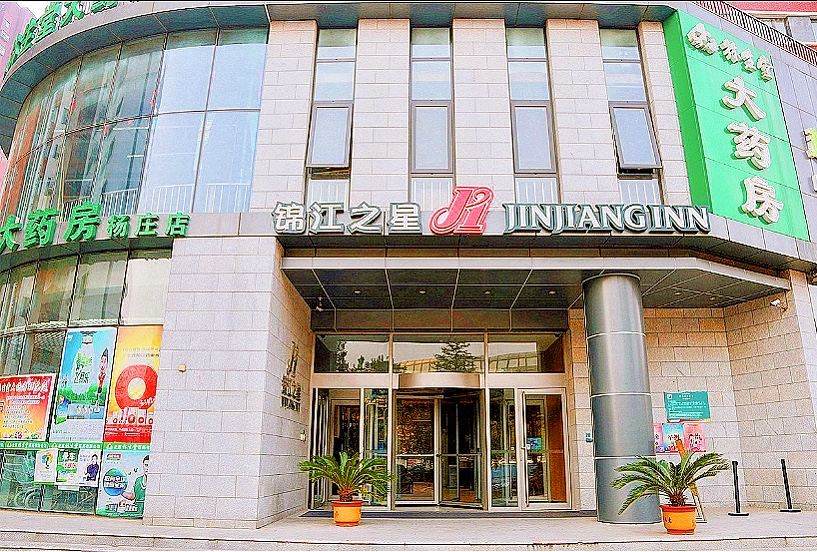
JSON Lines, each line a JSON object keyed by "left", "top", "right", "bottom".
{"left": 251, "top": 21, "right": 317, "bottom": 208}
{"left": 144, "top": 237, "right": 313, "bottom": 528}
{"left": 452, "top": 19, "right": 515, "bottom": 205}
{"left": 567, "top": 307, "right": 742, "bottom": 510}
{"left": 726, "top": 271, "right": 817, "bottom": 509}
{"left": 350, "top": 19, "right": 410, "bottom": 206}
{"left": 546, "top": 19, "right": 618, "bottom": 205}
{"left": 637, "top": 21, "right": 692, "bottom": 205}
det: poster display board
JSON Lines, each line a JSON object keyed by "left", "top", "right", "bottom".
{"left": 96, "top": 447, "right": 150, "bottom": 518}
{"left": 51, "top": 328, "right": 117, "bottom": 443}
{"left": 655, "top": 422, "right": 708, "bottom": 454}
{"left": 0, "top": 374, "right": 55, "bottom": 441}
{"left": 103, "top": 326, "right": 162, "bottom": 445}
{"left": 664, "top": 391, "right": 711, "bottom": 421}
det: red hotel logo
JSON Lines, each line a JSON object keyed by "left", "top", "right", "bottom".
{"left": 429, "top": 186, "right": 494, "bottom": 235}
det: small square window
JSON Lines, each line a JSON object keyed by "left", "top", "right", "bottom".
{"left": 600, "top": 29, "right": 640, "bottom": 60}
{"left": 603, "top": 61, "right": 646, "bottom": 102}
{"left": 307, "top": 176, "right": 349, "bottom": 206}
{"left": 317, "top": 29, "right": 357, "bottom": 59}
{"left": 411, "top": 60, "right": 452, "bottom": 101}
{"left": 508, "top": 61, "right": 549, "bottom": 101}
{"left": 411, "top": 28, "right": 450, "bottom": 58}
{"left": 411, "top": 178, "right": 452, "bottom": 211}
{"left": 619, "top": 177, "right": 661, "bottom": 205}
{"left": 515, "top": 177, "right": 557, "bottom": 203}
{"left": 314, "top": 61, "right": 355, "bottom": 101}
{"left": 507, "top": 28, "right": 546, "bottom": 59}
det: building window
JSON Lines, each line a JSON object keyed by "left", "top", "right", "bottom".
{"left": 411, "top": 28, "right": 453, "bottom": 210}
{"left": 2, "top": 19, "right": 10, "bottom": 30}
{"left": 506, "top": 28, "right": 557, "bottom": 203}
{"left": 759, "top": 17, "right": 789, "bottom": 36}
{"left": 618, "top": 176, "right": 661, "bottom": 205}
{"left": 0, "top": 46, "right": 5, "bottom": 57}
{"left": 0, "top": 30, "right": 8, "bottom": 42}
{"left": 601, "top": 29, "right": 662, "bottom": 203}
{"left": 306, "top": 29, "right": 356, "bottom": 205}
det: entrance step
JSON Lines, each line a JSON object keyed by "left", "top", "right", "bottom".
{"left": 302, "top": 509, "right": 597, "bottom": 519}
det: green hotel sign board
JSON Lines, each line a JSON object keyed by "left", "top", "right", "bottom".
{"left": 664, "top": 391, "right": 711, "bottom": 422}
{"left": 664, "top": 11, "right": 809, "bottom": 240}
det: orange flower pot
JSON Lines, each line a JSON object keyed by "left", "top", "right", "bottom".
{"left": 332, "top": 500, "right": 363, "bottom": 527}
{"left": 660, "top": 504, "right": 697, "bottom": 535}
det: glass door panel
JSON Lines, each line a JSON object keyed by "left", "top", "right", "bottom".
{"left": 395, "top": 397, "right": 435, "bottom": 502}
{"left": 489, "top": 388, "right": 518, "bottom": 507}
{"left": 309, "top": 389, "right": 330, "bottom": 509}
{"left": 363, "top": 388, "right": 389, "bottom": 506}
{"left": 522, "top": 392, "right": 568, "bottom": 506}
{"left": 440, "top": 391, "right": 482, "bottom": 507}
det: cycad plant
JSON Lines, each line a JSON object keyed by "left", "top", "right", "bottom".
{"left": 611, "top": 452, "right": 730, "bottom": 513}
{"left": 299, "top": 452, "right": 392, "bottom": 502}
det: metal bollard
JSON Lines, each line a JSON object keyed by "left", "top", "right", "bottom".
{"left": 780, "top": 459, "right": 801, "bottom": 513}
{"left": 728, "top": 460, "right": 749, "bottom": 517}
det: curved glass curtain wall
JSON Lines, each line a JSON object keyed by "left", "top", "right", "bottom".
{"left": 0, "top": 250, "right": 170, "bottom": 513}
{"left": 0, "top": 28, "right": 267, "bottom": 222}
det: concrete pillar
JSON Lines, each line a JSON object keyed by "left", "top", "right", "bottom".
{"left": 583, "top": 273, "right": 659, "bottom": 524}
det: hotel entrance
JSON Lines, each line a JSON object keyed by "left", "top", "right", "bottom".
{"left": 308, "top": 333, "right": 571, "bottom": 512}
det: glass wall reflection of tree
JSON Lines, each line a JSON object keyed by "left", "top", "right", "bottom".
{"left": 433, "top": 341, "right": 478, "bottom": 372}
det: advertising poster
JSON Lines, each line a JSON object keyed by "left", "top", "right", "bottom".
{"left": 0, "top": 374, "right": 55, "bottom": 441}
{"left": 51, "top": 328, "right": 117, "bottom": 443}
{"left": 660, "top": 423, "right": 685, "bottom": 454}
{"left": 33, "top": 448, "right": 58, "bottom": 484}
{"left": 683, "top": 423, "right": 708, "bottom": 453}
{"left": 96, "top": 448, "right": 150, "bottom": 518}
{"left": 56, "top": 448, "right": 79, "bottom": 484}
{"left": 103, "top": 326, "right": 162, "bottom": 444}
{"left": 654, "top": 423, "right": 666, "bottom": 453}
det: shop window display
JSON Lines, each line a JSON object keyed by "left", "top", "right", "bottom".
{"left": 0, "top": 250, "right": 169, "bottom": 517}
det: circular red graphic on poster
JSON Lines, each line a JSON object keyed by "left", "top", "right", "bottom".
{"left": 114, "top": 364, "right": 158, "bottom": 409}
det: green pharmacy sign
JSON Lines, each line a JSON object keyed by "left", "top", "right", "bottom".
{"left": 664, "top": 10, "right": 809, "bottom": 240}
{"left": 0, "top": 202, "right": 190, "bottom": 255}
{"left": 5, "top": 1, "right": 120, "bottom": 74}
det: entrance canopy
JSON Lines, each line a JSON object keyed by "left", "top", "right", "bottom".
{"left": 282, "top": 254, "right": 790, "bottom": 329}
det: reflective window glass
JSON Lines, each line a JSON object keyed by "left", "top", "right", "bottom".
{"left": 487, "top": 334, "right": 564, "bottom": 373}
{"left": 314, "top": 335, "right": 389, "bottom": 373}
{"left": 60, "top": 127, "right": 103, "bottom": 209}
{"left": 29, "top": 257, "right": 77, "bottom": 328}
{"left": 22, "top": 138, "right": 63, "bottom": 215}
{"left": 92, "top": 118, "right": 150, "bottom": 215}
{"left": 317, "top": 29, "right": 356, "bottom": 59}
{"left": 107, "top": 36, "right": 164, "bottom": 121}
{"left": 513, "top": 106, "right": 552, "bottom": 171}
{"left": 603, "top": 61, "right": 646, "bottom": 101}
{"left": 314, "top": 61, "right": 355, "bottom": 101}
{"left": 139, "top": 112, "right": 203, "bottom": 213}
{"left": 612, "top": 107, "right": 659, "bottom": 167}
{"left": 393, "top": 334, "right": 483, "bottom": 373}
{"left": 306, "top": 177, "right": 348, "bottom": 205}
{"left": 40, "top": 486, "right": 95, "bottom": 514}
{"left": 516, "top": 177, "right": 557, "bottom": 203}
{"left": 193, "top": 111, "right": 258, "bottom": 213}
{"left": 0, "top": 450, "right": 42, "bottom": 510}
{"left": 155, "top": 31, "right": 216, "bottom": 113}
{"left": 15, "top": 81, "right": 50, "bottom": 157}
{"left": 28, "top": 77, "right": 54, "bottom": 153}
{"left": 411, "top": 60, "right": 451, "bottom": 100}
{"left": 600, "top": 29, "right": 640, "bottom": 60}
{"left": 411, "top": 178, "right": 452, "bottom": 211}
{"left": 507, "top": 28, "right": 546, "bottom": 59}
{"left": 490, "top": 388, "right": 517, "bottom": 507}
{"left": 1, "top": 153, "right": 29, "bottom": 219}
{"left": 207, "top": 28, "right": 267, "bottom": 110}
{"left": 508, "top": 61, "right": 549, "bottom": 101}
{"left": 0, "top": 264, "right": 36, "bottom": 331}
{"left": 41, "top": 60, "right": 79, "bottom": 142}
{"left": 120, "top": 251, "right": 171, "bottom": 325}
{"left": 0, "top": 333, "right": 25, "bottom": 376}
{"left": 69, "top": 45, "right": 120, "bottom": 130}
{"left": 411, "top": 28, "right": 450, "bottom": 58}
{"left": 309, "top": 106, "right": 351, "bottom": 166}
{"left": 414, "top": 105, "right": 450, "bottom": 171}
{"left": 20, "top": 331, "right": 65, "bottom": 374}
{"left": 69, "top": 252, "right": 127, "bottom": 326}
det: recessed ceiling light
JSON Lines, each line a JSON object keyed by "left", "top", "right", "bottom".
{"left": 353, "top": 289, "right": 361, "bottom": 295}
{"left": 548, "top": 290, "right": 556, "bottom": 295}
{"left": 674, "top": 291, "right": 682, "bottom": 296}
{"left": 484, "top": 290, "right": 491, "bottom": 295}
{"left": 419, "top": 289, "right": 426, "bottom": 295}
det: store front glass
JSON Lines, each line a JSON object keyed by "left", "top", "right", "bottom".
{"left": 308, "top": 333, "right": 570, "bottom": 511}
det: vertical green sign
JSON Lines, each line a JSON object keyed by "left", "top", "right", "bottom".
{"left": 664, "top": 11, "right": 809, "bottom": 240}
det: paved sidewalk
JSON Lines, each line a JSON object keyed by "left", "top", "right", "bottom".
{"left": 1, "top": 507, "right": 817, "bottom": 550}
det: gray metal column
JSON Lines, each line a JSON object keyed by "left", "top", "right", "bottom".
{"left": 583, "top": 273, "right": 659, "bottom": 524}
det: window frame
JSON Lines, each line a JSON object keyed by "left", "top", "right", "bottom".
{"left": 608, "top": 101, "right": 662, "bottom": 170}
{"left": 306, "top": 101, "right": 355, "bottom": 169}
{"left": 305, "top": 170, "right": 351, "bottom": 207}
{"left": 510, "top": 101, "right": 555, "bottom": 175}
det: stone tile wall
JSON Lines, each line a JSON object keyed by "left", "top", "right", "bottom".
{"left": 725, "top": 271, "right": 817, "bottom": 509}
{"left": 144, "top": 237, "right": 312, "bottom": 528}
{"left": 350, "top": 19, "right": 410, "bottom": 206}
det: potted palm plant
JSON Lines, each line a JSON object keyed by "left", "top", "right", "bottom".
{"left": 611, "top": 452, "right": 730, "bottom": 534}
{"left": 299, "top": 452, "right": 392, "bottom": 526}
